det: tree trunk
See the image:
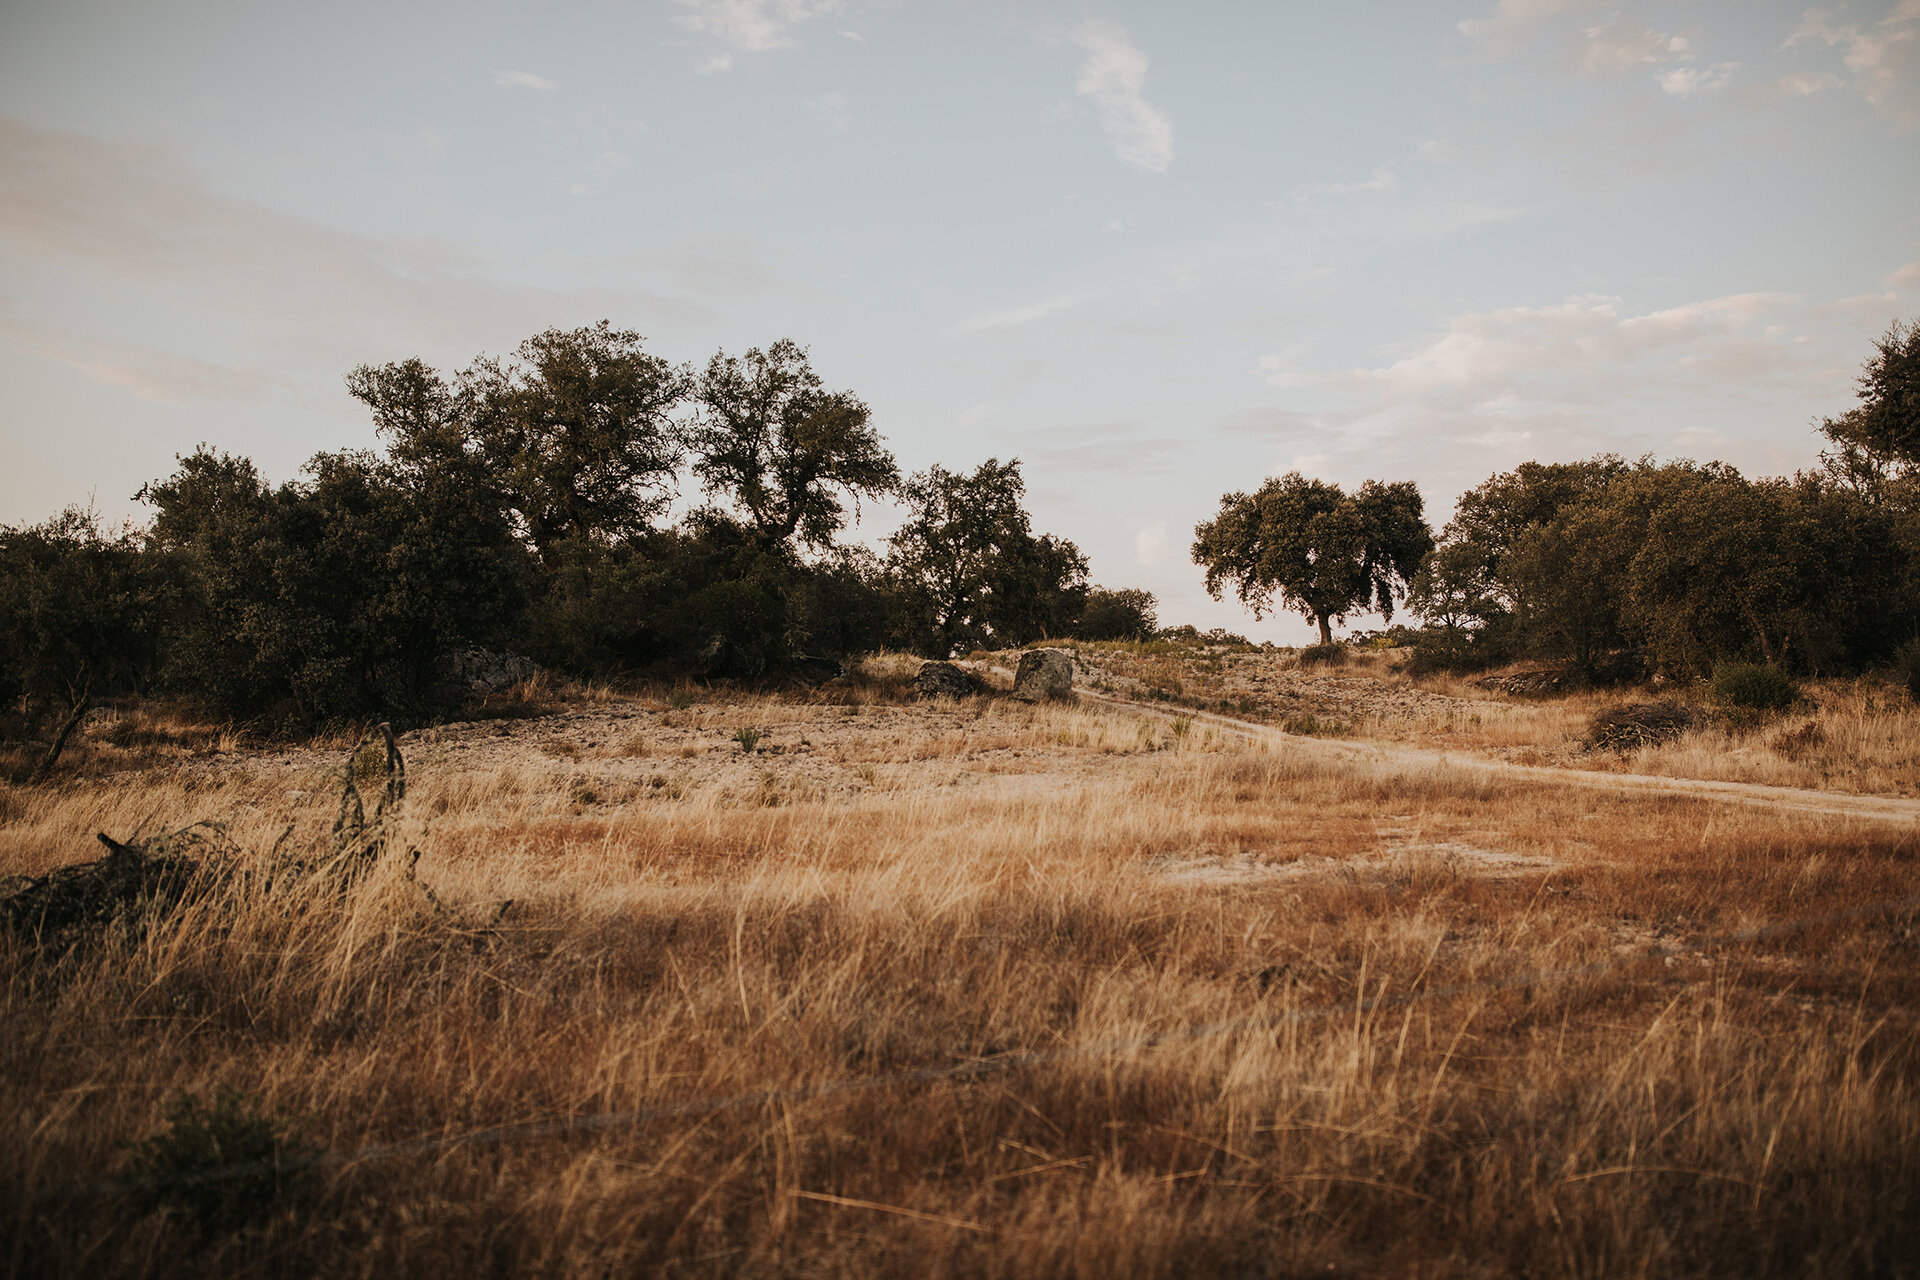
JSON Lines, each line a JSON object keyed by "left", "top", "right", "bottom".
{"left": 1316, "top": 614, "right": 1333, "bottom": 646}
{"left": 27, "top": 678, "right": 91, "bottom": 784}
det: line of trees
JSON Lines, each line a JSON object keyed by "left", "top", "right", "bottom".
{"left": 1, "top": 324, "right": 1161, "bottom": 746}
{"left": 1191, "top": 319, "right": 1920, "bottom": 680}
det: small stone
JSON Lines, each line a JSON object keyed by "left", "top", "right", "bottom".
{"left": 1012, "top": 649, "right": 1074, "bottom": 702}
{"left": 915, "top": 661, "right": 977, "bottom": 699}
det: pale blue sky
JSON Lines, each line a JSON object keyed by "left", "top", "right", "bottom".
{"left": 3, "top": 0, "right": 1916, "bottom": 640}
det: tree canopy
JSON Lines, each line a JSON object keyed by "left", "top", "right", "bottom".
{"left": 1191, "top": 473, "right": 1431, "bottom": 645}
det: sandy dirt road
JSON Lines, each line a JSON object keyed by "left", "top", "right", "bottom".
{"left": 1075, "top": 686, "right": 1920, "bottom": 826}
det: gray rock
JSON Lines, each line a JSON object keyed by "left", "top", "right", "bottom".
{"left": 915, "top": 661, "right": 977, "bottom": 699}
{"left": 1012, "top": 648, "right": 1074, "bottom": 702}
{"left": 448, "top": 647, "right": 538, "bottom": 695}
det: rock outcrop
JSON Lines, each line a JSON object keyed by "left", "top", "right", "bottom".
{"left": 915, "top": 661, "right": 978, "bottom": 699}
{"left": 1012, "top": 649, "right": 1074, "bottom": 702}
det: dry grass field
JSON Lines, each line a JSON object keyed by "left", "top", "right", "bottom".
{"left": 3, "top": 654, "right": 1918, "bottom": 1278}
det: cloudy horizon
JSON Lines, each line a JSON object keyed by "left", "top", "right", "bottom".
{"left": 3, "top": 0, "right": 1916, "bottom": 642}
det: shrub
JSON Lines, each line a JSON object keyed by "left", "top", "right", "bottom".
{"left": 122, "top": 1087, "right": 313, "bottom": 1236}
{"left": 1078, "top": 587, "right": 1158, "bottom": 642}
{"left": 1585, "top": 699, "right": 1698, "bottom": 751}
{"left": 1710, "top": 663, "right": 1799, "bottom": 711}
{"left": 1298, "top": 643, "right": 1348, "bottom": 667}
{"left": 1897, "top": 638, "right": 1920, "bottom": 703}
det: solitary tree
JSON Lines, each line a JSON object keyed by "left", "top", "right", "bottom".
{"left": 690, "top": 340, "right": 899, "bottom": 554}
{"left": 1191, "top": 472, "right": 1431, "bottom": 644}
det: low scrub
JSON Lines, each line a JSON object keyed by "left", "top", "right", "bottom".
{"left": 1711, "top": 663, "right": 1800, "bottom": 711}
{"left": 1298, "top": 643, "right": 1348, "bottom": 668}
{"left": 1585, "top": 698, "right": 1699, "bottom": 751}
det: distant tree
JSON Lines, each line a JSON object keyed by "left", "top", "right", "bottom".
{"left": 689, "top": 340, "right": 899, "bottom": 553}
{"left": 1191, "top": 473, "right": 1431, "bottom": 645}
{"left": 885, "top": 459, "right": 1088, "bottom": 656}
{"left": 1079, "top": 586, "right": 1158, "bottom": 641}
{"left": 1819, "top": 318, "right": 1920, "bottom": 481}
{"left": 1406, "top": 540, "right": 1498, "bottom": 635}
{"left": 0, "top": 508, "right": 180, "bottom": 778}
{"left": 347, "top": 322, "right": 690, "bottom": 565}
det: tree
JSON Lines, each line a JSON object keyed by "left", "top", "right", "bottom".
{"left": 690, "top": 340, "right": 899, "bottom": 553}
{"left": 1819, "top": 318, "right": 1920, "bottom": 480}
{"left": 0, "top": 508, "right": 180, "bottom": 778}
{"left": 1079, "top": 587, "right": 1158, "bottom": 641}
{"left": 885, "top": 459, "right": 1088, "bottom": 656}
{"left": 1191, "top": 473, "right": 1431, "bottom": 644}
{"left": 347, "top": 322, "right": 690, "bottom": 565}
{"left": 141, "top": 447, "right": 529, "bottom": 721}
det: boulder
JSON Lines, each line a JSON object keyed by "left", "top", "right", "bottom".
{"left": 448, "top": 647, "right": 538, "bottom": 696}
{"left": 915, "top": 661, "right": 977, "bottom": 699}
{"left": 1012, "top": 648, "right": 1074, "bottom": 702}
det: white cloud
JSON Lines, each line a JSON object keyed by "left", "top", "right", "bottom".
{"left": 1890, "top": 261, "right": 1920, "bottom": 292}
{"left": 1775, "top": 69, "right": 1843, "bottom": 95}
{"left": 1579, "top": 15, "right": 1690, "bottom": 75}
{"left": 1660, "top": 63, "right": 1738, "bottom": 96}
{"left": 492, "top": 69, "right": 558, "bottom": 92}
{"left": 1135, "top": 520, "right": 1169, "bottom": 566}
{"left": 695, "top": 53, "right": 734, "bottom": 74}
{"left": 672, "top": 0, "right": 844, "bottom": 53}
{"left": 1787, "top": 3, "right": 1920, "bottom": 125}
{"left": 1265, "top": 292, "right": 1803, "bottom": 398}
{"left": 1068, "top": 21, "right": 1175, "bottom": 174}
{"left": 1297, "top": 163, "right": 1396, "bottom": 199}
{"left": 954, "top": 294, "right": 1082, "bottom": 334}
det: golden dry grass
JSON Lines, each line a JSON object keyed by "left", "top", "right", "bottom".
{"left": 3, "top": 687, "right": 1918, "bottom": 1277}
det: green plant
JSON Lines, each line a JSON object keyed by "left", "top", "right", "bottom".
{"left": 667, "top": 690, "right": 693, "bottom": 711}
{"left": 122, "top": 1087, "right": 313, "bottom": 1236}
{"left": 1711, "top": 663, "right": 1799, "bottom": 711}
{"left": 1298, "top": 642, "right": 1348, "bottom": 667}
{"left": 733, "top": 726, "right": 762, "bottom": 752}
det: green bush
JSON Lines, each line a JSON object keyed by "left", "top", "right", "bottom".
{"left": 1710, "top": 662, "right": 1799, "bottom": 711}
{"left": 1298, "top": 643, "right": 1348, "bottom": 667}
{"left": 122, "top": 1087, "right": 313, "bottom": 1236}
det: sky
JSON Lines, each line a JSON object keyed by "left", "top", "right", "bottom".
{"left": 2, "top": 0, "right": 1917, "bottom": 642}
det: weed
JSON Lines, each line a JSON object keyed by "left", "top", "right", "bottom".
{"left": 121, "top": 1087, "right": 314, "bottom": 1237}
{"left": 734, "top": 727, "right": 762, "bottom": 753}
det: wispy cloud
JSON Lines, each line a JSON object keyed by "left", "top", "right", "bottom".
{"left": 695, "top": 53, "right": 733, "bottom": 75}
{"left": 954, "top": 295, "right": 1082, "bottom": 334}
{"left": 492, "top": 69, "right": 558, "bottom": 92}
{"left": 1068, "top": 21, "right": 1175, "bottom": 174}
{"left": 1787, "top": 2, "right": 1920, "bottom": 126}
{"left": 672, "top": 0, "right": 845, "bottom": 53}
{"left": 804, "top": 91, "right": 850, "bottom": 131}
{"left": 1457, "top": 0, "right": 1594, "bottom": 59}
{"left": 0, "top": 115, "right": 702, "bottom": 401}
{"left": 1660, "top": 62, "right": 1738, "bottom": 96}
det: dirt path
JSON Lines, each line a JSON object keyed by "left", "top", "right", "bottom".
{"left": 1074, "top": 688, "right": 1920, "bottom": 827}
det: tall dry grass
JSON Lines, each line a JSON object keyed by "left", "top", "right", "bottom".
{"left": 3, "top": 692, "right": 1917, "bottom": 1277}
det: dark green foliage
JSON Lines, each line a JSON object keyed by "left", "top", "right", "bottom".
{"left": 122, "top": 1087, "right": 314, "bottom": 1237}
{"left": 1191, "top": 473, "right": 1431, "bottom": 645}
{"left": 690, "top": 339, "right": 899, "bottom": 553}
{"left": 141, "top": 447, "right": 530, "bottom": 722}
{"left": 0, "top": 507, "right": 182, "bottom": 777}
{"left": 1818, "top": 319, "right": 1920, "bottom": 479}
{"left": 885, "top": 459, "right": 1088, "bottom": 656}
{"left": 1078, "top": 587, "right": 1158, "bottom": 641}
{"left": 1711, "top": 663, "right": 1800, "bottom": 711}
{"left": 1298, "top": 643, "right": 1347, "bottom": 667}
{"left": 1585, "top": 699, "right": 1698, "bottom": 751}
